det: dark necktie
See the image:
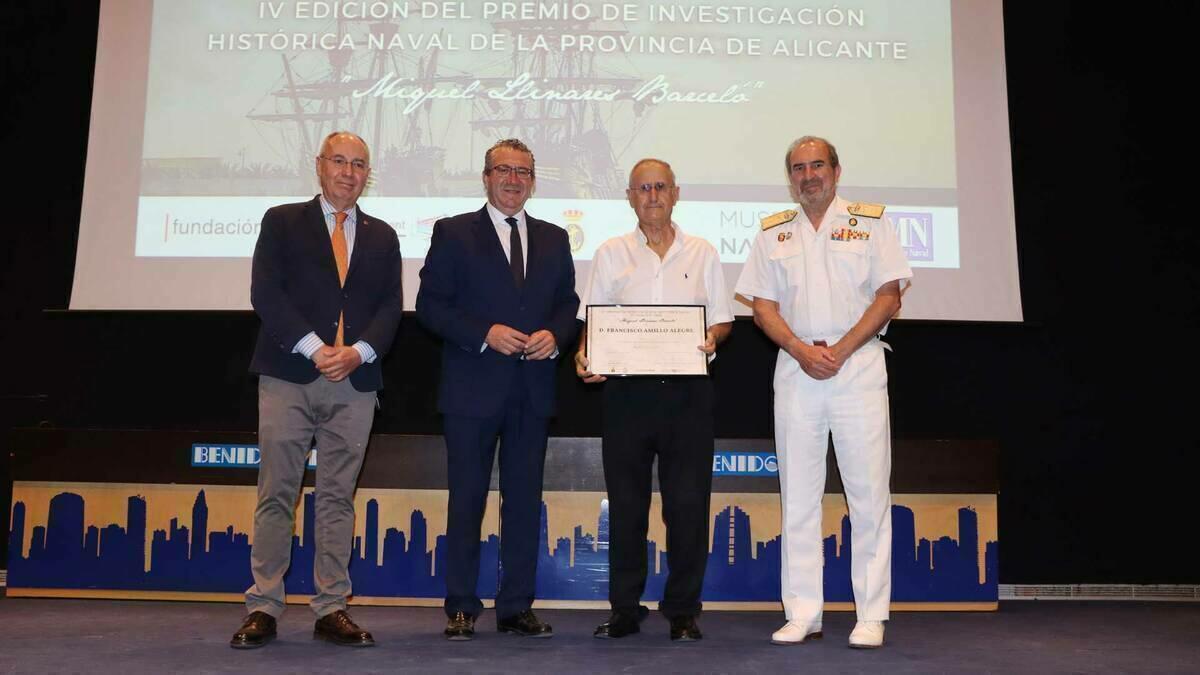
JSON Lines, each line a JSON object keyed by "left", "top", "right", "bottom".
{"left": 506, "top": 216, "right": 524, "bottom": 288}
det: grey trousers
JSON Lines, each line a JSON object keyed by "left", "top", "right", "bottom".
{"left": 245, "top": 374, "right": 377, "bottom": 618}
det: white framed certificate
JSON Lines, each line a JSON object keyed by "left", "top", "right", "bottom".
{"left": 585, "top": 305, "right": 708, "bottom": 377}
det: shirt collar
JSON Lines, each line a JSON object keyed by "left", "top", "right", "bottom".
{"left": 319, "top": 194, "right": 357, "bottom": 224}
{"left": 634, "top": 220, "right": 684, "bottom": 257}
{"left": 796, "top": 195, "right": 845, "bottom": 233}
{"left": 486, "top": 202, "right": 525, "bottom": 228}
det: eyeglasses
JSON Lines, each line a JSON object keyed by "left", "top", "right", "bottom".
{"left": 319, "top": 155, "right": 370, "bottom": 172}
{"left": 487, "top": 164, "right": 534, "bottom": 179}
{"left": 631, "top": 181, "right": 675, "bottom": 193}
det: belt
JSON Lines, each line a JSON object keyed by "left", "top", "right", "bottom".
{"left": 800, "top": 335, "right": 891, "bottom": 351}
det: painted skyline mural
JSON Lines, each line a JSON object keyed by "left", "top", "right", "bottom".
{"left": 7, "top": 484, "right": 997, "bottom": 602}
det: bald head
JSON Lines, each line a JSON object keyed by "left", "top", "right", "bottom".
{"left": 628, "top": 158, "right": 676, "bottom": 188}
{"left": 626, "top": 158, "right": 679, "bottom": 230}
{"left": 316, "top": 131, "right": 371, "bottom": 211}
{"left": 321, "top": 131, "right": 370, "bottom": 165}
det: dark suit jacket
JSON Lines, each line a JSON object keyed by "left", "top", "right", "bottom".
{"left": 416, "top": 205, "right": 579, "bottom": 418}
{"left": 249, "top": 196, "right": 403, "bottom": 392}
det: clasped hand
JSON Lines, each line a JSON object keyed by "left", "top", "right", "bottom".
{"left": 313, "top": 345, "right": 362, "bottom": 382}
{"left": 486, "top": 324, "right": 556, "bottom": 360}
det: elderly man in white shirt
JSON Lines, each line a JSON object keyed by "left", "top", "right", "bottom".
{"left": 575, "top": 158, "right": 733, "bottom": 642}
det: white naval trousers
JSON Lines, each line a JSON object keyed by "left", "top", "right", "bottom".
{"left": 773, "top": 338, "right": 892, "bottom": 623}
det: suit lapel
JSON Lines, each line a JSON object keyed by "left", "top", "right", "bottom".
{"left": 476, "top": 206, "right": 519, "bottom": 292}
{"left": 304, "top": 197, "right": 340, "bottom": 284}
{"left": 345, "top": 206, "right": 369, "bottom": 283}
{"left": 523, "top": 214, "right": 545, "bottom": 293}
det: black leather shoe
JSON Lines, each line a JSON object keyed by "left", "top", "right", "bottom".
{"left": 231, "top": 611, "right": 277, "bottom": 649}
{"left": 497, "top": 609, "right": 553, "bottom": 638}
{"left": 594, "top": 606, "right": 650, "bottom": 639}
{"left": 445, "top": 611, "right": 475, "bottom": 641}
{"left": 313, "top": 610, "right": 375, "bottom": 647}
{"left": 669, "top": 615, "right": 703, "bottom": 642}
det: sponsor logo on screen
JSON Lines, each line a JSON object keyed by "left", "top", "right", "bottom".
{"left": 191, "top": 444, "right": 316, "bottom": 469}
{"left": 712, "top": 451, "right": 777, "bottom": 476}
{"left": 563, "top": 209, "right": 585, "bottom": 253}
{"left": 891, "top": 211, "right": 934, "bottom": 261}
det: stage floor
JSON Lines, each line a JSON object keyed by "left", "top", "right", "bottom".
{"left": 1, "top": 594, "right": 1197, "bottom": 673}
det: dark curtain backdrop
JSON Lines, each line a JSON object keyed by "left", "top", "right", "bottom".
{"left": 1, "top": 2, "right": 1196, "bottom": 583}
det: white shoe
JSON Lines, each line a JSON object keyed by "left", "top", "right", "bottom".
{"left": 848, "top": 621, "right": 885, "bottom": 649}
{"left": 770, "top": 621, "right": 823, "bottom": 645}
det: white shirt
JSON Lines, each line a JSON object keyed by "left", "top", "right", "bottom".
{"left": 735, "top": 196, "right": 912, "bottom": 340}
{"left": 485, "top": 202, "right": 528, "bottom": 275}
{"left": 578, "top": 221, "right": 734, "bottom": 327}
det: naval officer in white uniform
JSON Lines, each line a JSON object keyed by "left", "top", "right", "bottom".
{"left": 735, "top": 136, "right": 911, "bottom": 649}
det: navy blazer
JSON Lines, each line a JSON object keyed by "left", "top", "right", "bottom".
{"left": 249, "top": 196, "right": 403, "bottom": 392}
{"left": 416, "top": 206, "right": 579, "bottom": 418}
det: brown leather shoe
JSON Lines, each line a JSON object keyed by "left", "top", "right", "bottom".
{"left": 313, "top": 609, "right": 375, "bottom": 647}
{"left": 230, "top": 611, "right": 276, "bottom": 649}
{"left": 445, "top": 611, "right": 476, "bottom": 641}
{"left": 497, "top": 609, "right": 553, "bottom": 637}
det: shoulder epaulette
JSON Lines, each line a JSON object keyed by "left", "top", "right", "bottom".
{"left": 760, "top": 209, "right": 798, "bottom": 230}
{"left": 846, "top": 202, "right": 885, "bottom": 219}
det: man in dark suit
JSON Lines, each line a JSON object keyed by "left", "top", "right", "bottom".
{"left": 231, "top": 131, "right": 402, "bottom": 649}
{"left": 417, "top": 138, "right": 579, "bottom": 641}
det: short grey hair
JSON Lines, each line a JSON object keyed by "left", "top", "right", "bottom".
{"left": 627, "top": 158, "right": 676, "bottom": 187}
{"left": 484, "top": 138, "right": 535, "bottom": 176}
{"left": 784, "top": 136, "right": 838, "bottom": 171}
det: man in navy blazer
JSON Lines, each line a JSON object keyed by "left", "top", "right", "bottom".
{"left": 232, "top": 131, "right": 402, "bottom": 649}
{"left": 417, "top": 138, "right": 579, "bottom": 640}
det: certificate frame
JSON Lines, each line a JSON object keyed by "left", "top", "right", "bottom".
{"left": 585, "top": 304, "right": 708, "bottom": 377}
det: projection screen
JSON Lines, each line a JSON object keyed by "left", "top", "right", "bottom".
{"left": 70, "top": 0, "right": 1022, "bottom": 322}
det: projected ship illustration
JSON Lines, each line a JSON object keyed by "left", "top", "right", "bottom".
{"left": 143, "top": 8, "right": 653, "bottom": 201}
